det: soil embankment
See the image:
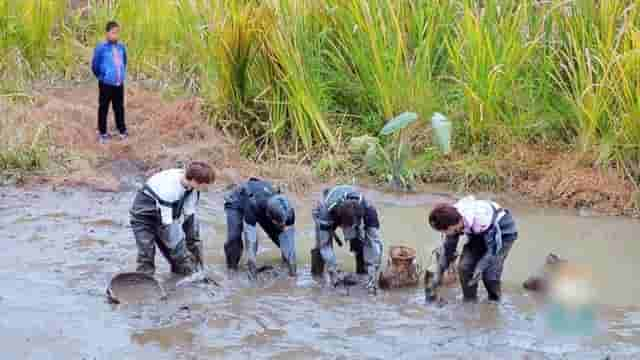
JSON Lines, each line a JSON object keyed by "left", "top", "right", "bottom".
{"left": 7, "top": 82, "right": 639, "bottom": 217}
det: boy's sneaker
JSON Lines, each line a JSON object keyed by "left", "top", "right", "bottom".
{"left": 98, "top": 133, "right": 110, "bottom": 144}
{"left": 118, "top": 132, "right": 129, "bottom": 140}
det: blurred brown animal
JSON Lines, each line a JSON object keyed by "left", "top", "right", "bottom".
{"left": 523, "top": 253, "right": 567, "bottom": 292}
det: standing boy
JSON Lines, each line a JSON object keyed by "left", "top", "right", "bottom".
{"left": 130, "top": 162, "right": 215, "bottom": 276}
{"left": 91, "top": 21, "right": 128, "bottom": 144}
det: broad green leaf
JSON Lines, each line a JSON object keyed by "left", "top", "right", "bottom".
{"left": 380, "top": 112, "right": 418, "bottom": 136}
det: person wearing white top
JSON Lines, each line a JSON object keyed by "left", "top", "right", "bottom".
{"left": 427, "top": 196, "right": 518, "bottom": 302}
{"left": 129, "top": 162, "right": 215, "bottom": 275}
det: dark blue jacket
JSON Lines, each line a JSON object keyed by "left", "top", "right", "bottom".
{"left": 91, "top": 41, "right": 127, "bottom": 86}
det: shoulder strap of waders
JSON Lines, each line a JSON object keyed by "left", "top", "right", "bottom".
{"left": 143, "top": 184, "right": 194, "bottom": 220}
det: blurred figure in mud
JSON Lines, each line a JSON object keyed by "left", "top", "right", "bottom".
{"left": 91, "top": 20, "right": 128, "bottom": 144}
{"left": 224, "top": 178, "right": 297, "bottom": 279}
{"left": 311, "top": 185, "right": 383, "bottom": 293}
{"left": 427, "top": 196, "right": 517, "bottom": 302}
{"left": 130, "top": 162, "right": 215, "bottom": 275}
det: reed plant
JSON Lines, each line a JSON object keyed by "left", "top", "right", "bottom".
{"left": 1, "top": 0, "right": 639, "bottom": 184}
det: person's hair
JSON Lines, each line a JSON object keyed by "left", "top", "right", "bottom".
{"left": 428, "top": 203, "right": 462, "bottom": 231}
{"left": 106, "top": 21, "right": 120, "bottom": 33}
{"left": 185, "top": 161, "right": 215, "bottom": 184}
{"left": 334, "top": 199, "right": 364, "bottom": 227}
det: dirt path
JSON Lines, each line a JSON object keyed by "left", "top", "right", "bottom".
{"left": 21, "top": 82, "right": 254, "bottom": 191}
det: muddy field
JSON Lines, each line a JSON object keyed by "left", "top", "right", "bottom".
{"left": 1, "top": 184, "right": 639, "bottom": 359}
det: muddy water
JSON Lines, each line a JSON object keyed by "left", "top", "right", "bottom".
{"left": 1, "top": 186, "right": 639, "bottom": 359}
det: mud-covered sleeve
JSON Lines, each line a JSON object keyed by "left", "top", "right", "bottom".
{"left": 363, "top": 203, "right": 383, "bottom": 275}
{"left": 183, "top": 214, "right": 202, "bottom": 265}
{"left": 312, "top": 205, "right": 337, "bottom": 272}
{"left": 242, "top": 199, "right": 258, "bottom": 265}
{"left": 286, "top": 206, "right": 295, "bottom": 227}
{"left": 439, "top": 234, "right": 460, "bottom": 272}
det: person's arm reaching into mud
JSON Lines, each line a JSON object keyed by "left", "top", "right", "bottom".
{"left": 435, "top": 234, "right": 460, "bottom": 286}
{"left": 278, "top": 209, "right": 297, "bottom": 276}
{"left": 363, "top": 204, "right": 383, "bottom": 292}
{"left": 312, "top": 206, "right": 339, "bottom": 284}
{"left": 242, "top": 200, "right": 259, "bottom": 280}
{"left": 182, "top": 192, "right": 203, "bottom": 270}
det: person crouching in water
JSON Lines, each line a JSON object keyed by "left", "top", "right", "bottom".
{"left": 130, "top": 162, "right": 215, "bottom": 275}
{"left": 427, "top": 196, "right": 517, "bottom": 302}
{"left": 311, "top": 185, "right": 383, "bottom": 292}
{"left": 224, "top": 178, "right": 297, "bottom": 279}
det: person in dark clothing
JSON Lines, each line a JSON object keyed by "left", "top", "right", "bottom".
{"left": 224, "top": 178, "right": 297, "bottom": 279}
{"left": 130, "top": 162, "right": 215, "bottom": 276}
{"left": 311, "top": 185, "right": 383, "bottom": 293}
{"left": 427, "top": 196, "right": 518, "bottom": 302}
{"left": 91, "top": 21, "right": 128, "bottom": 143}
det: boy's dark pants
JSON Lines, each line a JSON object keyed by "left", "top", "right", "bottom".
{"left": 98, "top": 82, "right": 126, "bottom": 135}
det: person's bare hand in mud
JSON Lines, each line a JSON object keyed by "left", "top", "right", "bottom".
{"left": 247, "top": 261, "right": 258, "bottom": 281}
{"left": 326, "top": 270, "right": 339, "bottom": 287}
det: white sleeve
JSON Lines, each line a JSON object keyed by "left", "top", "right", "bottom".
{"left": 159, "top": 204, "right": 174, "bottom": 225}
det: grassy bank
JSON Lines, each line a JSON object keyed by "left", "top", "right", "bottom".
{"left": 1, "top": 0, "right": 639, "bottom": 199}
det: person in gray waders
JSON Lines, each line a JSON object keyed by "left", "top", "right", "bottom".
{"left": 427, "top": 196, "right": 518, "bottom": 302}
{"left": 130, "top": 161, "right": 215, "bottom": 275}
{"left": 224, "top": 178, "right": 297, "bottom": 279}
{"left": 311, "top": 185, "right": 383, "bottom": 293}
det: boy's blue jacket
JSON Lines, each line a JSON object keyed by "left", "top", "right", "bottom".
{"left": 91, "top": 41, "right": 127, "bottom": 86}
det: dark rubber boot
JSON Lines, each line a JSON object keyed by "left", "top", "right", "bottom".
{"left": 485, "top": 280, "right": 502, "bottom": 301}
{"left": 355, "top": 251, "right": 366, "bottom": 274}
{"left": 311, "top": 248, "right": 325, "bottom": 276}
{"left": 459, "top": 268, "right": 478, "bottom": 302}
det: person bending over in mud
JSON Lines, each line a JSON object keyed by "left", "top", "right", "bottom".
{"left": 427, "top": 196, "right": 517, "bottom": 302}
{"left": 130, "top": 161, "right": 215, "bottom": 275}
{"left": 311, "top": 185, "right": 383, "bottom": 293}
{"left": 224, "top": 178, "right": 297, "bottom": 279}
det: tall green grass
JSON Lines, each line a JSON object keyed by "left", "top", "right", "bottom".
{"left": 0, "top": 0, "right": 67, "bottom": 93}
{"left": 1, "top": 0, "right": 639, "bottom": 181}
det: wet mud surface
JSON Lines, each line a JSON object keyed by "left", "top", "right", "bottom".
{"left": 1, "top": 186, "right": 639, "bottom": 359}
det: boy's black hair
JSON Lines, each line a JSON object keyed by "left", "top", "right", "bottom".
{"left": 106, "top": 21, "right": 120, "bottom": 33}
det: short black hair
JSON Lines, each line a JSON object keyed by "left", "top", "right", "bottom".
{"left": 106, "top": 21, "right": 120, "bottom": 33}
{"left": 334, "top": 199, "right": 364, "bottom": 227}
{"left": 428, "top": 203, "right": 462, "bottom": 231}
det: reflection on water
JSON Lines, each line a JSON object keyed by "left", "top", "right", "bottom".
{"left": 0, "top": 186, "right": 639, "bottom": 359}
